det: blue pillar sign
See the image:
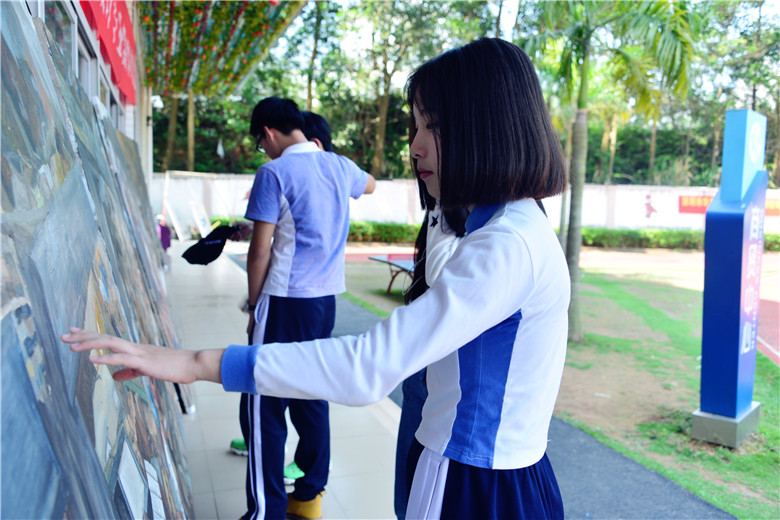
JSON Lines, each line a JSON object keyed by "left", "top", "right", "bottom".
{"left": 720, "top": 110, "right": 768, "bottom": 202}
{"left": 694, "top": 109, "right": 767, "bottom": 448}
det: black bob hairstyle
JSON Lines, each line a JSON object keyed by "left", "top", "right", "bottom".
{"left": 405, "top": 38, "right": 567, "bottom": 209}
{"left": 249, "top": 97, "right": 304, "bottom": 139}
{"left": 302, "top": 111, "right": 333, "bottom": 152}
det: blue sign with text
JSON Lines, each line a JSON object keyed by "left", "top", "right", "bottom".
{"left": 700, "top": 109, "right": 767, "bottom": 418}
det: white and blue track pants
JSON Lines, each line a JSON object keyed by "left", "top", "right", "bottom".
{"left": 239, "top": 294, "right": 335, "bottom": 520}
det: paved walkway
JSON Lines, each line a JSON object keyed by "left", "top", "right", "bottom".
{"left": 168, "top": 240, "right": 399, "bottom": 519}
{"left": 170, "top": 239, "right": 767, "bottom": 518}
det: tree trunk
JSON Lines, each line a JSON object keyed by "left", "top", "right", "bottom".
{"left": 558, "top": 188, "right": 569, "bottom": 253}
{"left": 187, "top": 90, "right": 195, "bottom": 172}
{"left": 495, "top": 0, "right": 504, "bottom": 37}
{"left": 512, "top": 0, "right": 523, "bottom": 40}
{"left": 306, "top": 3, "right": 323, "bottom": 111}
{"left": 566, "top": 43, "right": 590, "bottom": 343}
{"left": 595, "top": 118, "right": 610, "bottom": 183}
{"left": 710, "top": 120, "right": 721, "bottom": 173}
{"left": 161, "top": 95, "right": 179, "bottom": 172}
{"left": 753, "top": 1, "right": 763, "bottom": 111}
{"left": 774, "top": 93, "right": 780, "bottom": 186}
{"left": 559, "top": 114, "right": 575, "bottom": 250}
{"left": 649, "top": 111, "right": 658, "bottom": 183}
{"left": 567, "top": 108, "right": 588, "bottom": 343}
{"left": 607, "top": 113, "right": 618, "bottom": 184}
{"left": 371, "top": 77, "right": 392, "bottom": 178}
{"left": 360, "top": 106, "right": 371, "bottom": 167}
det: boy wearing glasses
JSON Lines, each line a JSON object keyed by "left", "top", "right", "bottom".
{"left": 242, "top": 97, "right": 375, "bottom": 520}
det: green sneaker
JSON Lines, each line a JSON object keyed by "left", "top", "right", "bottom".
{"left": 230, "top": 438, "right": 247, "bottom": 456}
{"left": 283, "top": 461, "right": 305, "bottom": 485}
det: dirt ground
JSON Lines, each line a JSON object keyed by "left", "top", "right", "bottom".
{"left": 554, "top": 268, "right": 700, "bottom": 439}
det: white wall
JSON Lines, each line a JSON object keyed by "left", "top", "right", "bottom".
{"left": 349, "top": 178, "right": 425, "bottom": 225}
{"left": 149, "top": 173, "right": 780, "bottom": 238}
{"left": 542, "top": 185, "right": 725, "bottom": 232}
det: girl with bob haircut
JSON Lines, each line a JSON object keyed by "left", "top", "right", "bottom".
{"left": 64, "top": 38, "right": 570, "bottom": 519}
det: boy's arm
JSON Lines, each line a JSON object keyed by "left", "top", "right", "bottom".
{"left": 246, "top": 221, "right": 275, "bottom": 332}
{"left": 363, "top": 174, "right": 376, "bottom": 194}
{"left": 62, "top": 328, "right": 224, "bottom": 384}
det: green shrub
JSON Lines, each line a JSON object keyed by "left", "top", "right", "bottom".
{"left": 348, "top": 221, "right": 421, "bottom": 243}
{"left": 582, "top": 228, "right": 706, "bottom": 250}
{"left": 211, "top": 216, "right": 250, "bottom": 228}
{"left": 765, "top": 233, "right": 780, "bottom": 252}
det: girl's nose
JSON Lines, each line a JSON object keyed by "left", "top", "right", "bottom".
{"left": 411, "top": 136, "right": 424, "bottom": 159}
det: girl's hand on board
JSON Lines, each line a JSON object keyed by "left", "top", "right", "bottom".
{"left": 62, "top": 328, "right": 224, "bottom": 385}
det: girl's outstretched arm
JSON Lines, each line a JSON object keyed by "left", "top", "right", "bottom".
{"left": 62, "top": 328, "right": 224, "bottom": 384}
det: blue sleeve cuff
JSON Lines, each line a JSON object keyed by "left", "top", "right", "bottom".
{"left": 221, "top": 344, "right": 260, "bottom": 393}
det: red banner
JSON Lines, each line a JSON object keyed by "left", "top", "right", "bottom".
{"left": 80, "top": 1, "right": 136, "bottom": 104}
{"left": 679, "top": 195, "right": 714, "bottom": 214}
{"left": 679, "top": 195, "right": 779, "bottom": 216}
{"left": 766, "top": 198, "right": 780, "bottom": 217}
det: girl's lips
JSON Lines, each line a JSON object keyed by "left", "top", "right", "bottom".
{"left": 419, "top": 170, "right": 433, "bottom": 179}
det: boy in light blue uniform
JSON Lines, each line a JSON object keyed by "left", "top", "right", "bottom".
{"left": 241, "top": 98, "right": 375, "bottom": 520}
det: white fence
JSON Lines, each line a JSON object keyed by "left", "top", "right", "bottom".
{"left": 149, "top": 171, "right": 779, "bottom": 238}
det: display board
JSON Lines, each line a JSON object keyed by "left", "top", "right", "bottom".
{"left": 1, "top": 3, "right": 193, "bottom": 518}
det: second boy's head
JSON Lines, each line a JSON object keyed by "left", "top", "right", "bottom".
{"left": 302, "top": 111, "right": 333, "bottom": 152}
{"left": 406, "top": 38, "right": 566, "bottom": 209}
{"left": 250, "top": 97, "right": 304, "bottom": 158}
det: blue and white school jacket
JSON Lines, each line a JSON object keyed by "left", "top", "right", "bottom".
{"left": 222, "top": 198, "right": 570, "bottom": 470}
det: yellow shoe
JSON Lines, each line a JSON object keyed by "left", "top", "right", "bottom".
{"left": 286, "top": 491, "right": 325, "bottom": 520}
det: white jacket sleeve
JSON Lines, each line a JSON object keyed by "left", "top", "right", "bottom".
{"left": 221, "top": 224, "right": 534, "bottom": 406}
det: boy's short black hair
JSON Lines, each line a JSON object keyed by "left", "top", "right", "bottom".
{"left": 302, "top": 111, "right": 333, "bottom": 151}
{"left": 249, "top": 97, "right": 304, "bottom": 139}
{"left": 405, "top": 38, "right": 566, "bottom": 208}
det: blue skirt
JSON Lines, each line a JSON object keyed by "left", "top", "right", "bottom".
{"left": 406, "top": 440, "right": 563, "bottom": 519}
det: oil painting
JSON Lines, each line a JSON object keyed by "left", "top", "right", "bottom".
{"left": 1, "top": 3, "right": 193, "bottom": 518}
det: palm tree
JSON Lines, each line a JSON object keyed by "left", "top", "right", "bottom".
{"left": 521, "top": 1, "right": 696, "bottom": 341}
{"left": 588, "top": 73, "right": 633, "bottom": 184}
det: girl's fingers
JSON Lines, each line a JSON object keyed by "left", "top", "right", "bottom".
{"left": 62, "top": 329, "right": 103, "bottom": 346}
{"left": 87, "top": 352, "right": 123, "bottom": 366}
{"left": 62, "top": 330, "right": 131, "bottom": 355}
{"left": 63, "top": 329, "right": 194, "bottom": 384}
{"left": 64, "top": 328, "right": 99, "bottom": 339}
{"left": 112, "top": 368, "right": 143, "bottom": 381}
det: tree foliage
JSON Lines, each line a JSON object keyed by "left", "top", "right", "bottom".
{"left": 152, "top": 0, "right": 778, "bottom": 188}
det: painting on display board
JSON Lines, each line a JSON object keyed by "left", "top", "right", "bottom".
{"left": 1, "top": 3, "right": 193, "bottom": 518}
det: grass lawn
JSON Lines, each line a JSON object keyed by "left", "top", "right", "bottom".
{"left": 558, "top": 271, "right": 779, "bottom": 520}
{"left": 345, "top": 260, "right": 780, "bottom": 519}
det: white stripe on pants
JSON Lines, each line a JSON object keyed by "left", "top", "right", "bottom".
{"left": 246, "top": 294, "right": 270, "bottom": 519}
{"left": 405, "top": 447, "right": 450, "bottom": 520}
